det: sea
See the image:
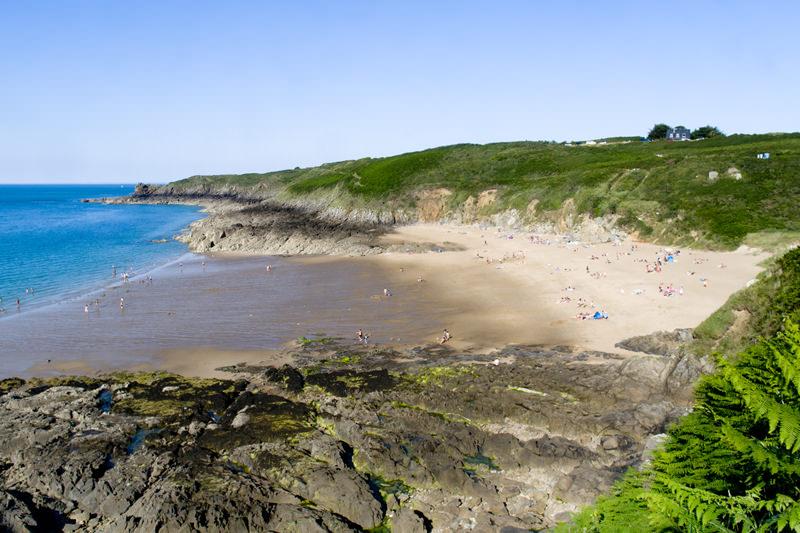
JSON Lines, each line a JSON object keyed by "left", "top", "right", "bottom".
{"left": 0, "top": 184, "right": 203, "bottom": 313}
{"left": 0, "top": 185, "right": 443, "bottom": 377}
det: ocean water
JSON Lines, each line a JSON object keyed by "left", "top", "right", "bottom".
{"left": 0, "top": 185, "right": 203, "bottom": 313}
{"left": 0, "top": 186, "right": 446, "bottom": 377}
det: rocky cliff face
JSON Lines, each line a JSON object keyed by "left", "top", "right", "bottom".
{"left": 0, "top": 334, "right": 702, "bottom": 532}
{"left": 108, "top": 183, "right": 626, "bottom": 256}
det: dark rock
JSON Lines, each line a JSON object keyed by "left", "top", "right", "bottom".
{"left": 0, "top": 337, "right": 705, "bottom": 531}
{"left": 616, "top": 328, "right": 694, "bottom": 356}
{"left": 263, "top": 365, "right": 305, "bottom": 392}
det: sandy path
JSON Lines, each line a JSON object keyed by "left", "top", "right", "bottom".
{"left": 369, "top": 223, "right": 767, "bottom": 354}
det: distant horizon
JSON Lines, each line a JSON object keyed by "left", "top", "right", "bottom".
{"left": 2, "top": 128, "right": 797, "bottom": 185}
{"left": 2, "top": 1, "right": 798, "bottom": 183}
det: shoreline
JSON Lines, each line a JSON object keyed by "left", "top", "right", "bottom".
{"left": 5, "top": 191, "right": 769, "bottom": 379}
{"left": 0, "top": 196, "right": 778, "bottom": 532}
{"left": 0, "top": 190, "right": 204, "bottom": 321}
{"left": 1, "top": 253, "right": 446, "bottom": 379}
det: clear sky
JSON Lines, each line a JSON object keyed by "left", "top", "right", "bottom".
{"left": 1, "top": 1, "right": 797, "bottom": 183}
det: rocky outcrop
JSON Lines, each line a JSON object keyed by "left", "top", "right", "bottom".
{"left": 0, "top": 339, "right": 702, "bottom": 531}
{"left": 177, "top": 201, "right": 389, "bottom": 256}
{"left": 93, "top": 181, "right": 629, "bottom": 256}
{"left": 615, "top": 328, "right": 713, "bottom": 401}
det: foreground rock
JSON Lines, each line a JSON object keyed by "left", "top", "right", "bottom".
{"left": 0, "top": 338, "right": 703, "bottom": 532}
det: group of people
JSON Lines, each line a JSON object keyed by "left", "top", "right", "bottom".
{"left": 354, "top": 277, "right": 452, "bottom": 346}
{"left": 576, "top": 310, "right": 609, "bottom": 320}
{"left": 1, "top": 291, "right": 32, "bottom": 313}
{"left": 658, "top": 283, "right": 684, "bottom": 297}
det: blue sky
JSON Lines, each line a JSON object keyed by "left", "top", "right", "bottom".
{"left": 1, "top": 1, "right": 797, "bottom": 183}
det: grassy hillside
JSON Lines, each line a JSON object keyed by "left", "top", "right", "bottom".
{"left": 168, "top": 133, "right": 800, "bottom": 249}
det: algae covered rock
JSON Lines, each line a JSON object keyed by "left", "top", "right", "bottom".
{"left": 0, "top": 338, "right": 701, "bottom": 531}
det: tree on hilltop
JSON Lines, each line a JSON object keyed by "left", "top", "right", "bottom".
{"left": 691, "top": 125, "right": 724, "bottom": 139}
{"left": 647, "top": 124, "right": 670, "bottom": 140}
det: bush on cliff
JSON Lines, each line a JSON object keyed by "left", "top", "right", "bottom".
{"left": 563, "top": 320, "right": 800, "bottom": 532}
{"left": 561, "top": 249, "right": 800, "bottom": 532}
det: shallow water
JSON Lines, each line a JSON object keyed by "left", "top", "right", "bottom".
{"left": 0, "top": 254, "right": 449, "bottom": 377}
{"left": 0, "top": 184, "right": 202, "bottom": 313}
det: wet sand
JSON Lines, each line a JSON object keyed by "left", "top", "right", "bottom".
{"left": 0, "top": 254, "right": 449, "bottom": 378}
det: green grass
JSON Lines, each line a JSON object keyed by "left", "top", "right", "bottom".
{"left": 165, "top": 133, "right": 800, "bottom": 249}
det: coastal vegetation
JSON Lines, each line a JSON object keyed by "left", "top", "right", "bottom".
{"left": 165, "top": 132, "right": 800, "bottom": 249}
{"left": 560, "top": 248, "right": 800, "bottom": 532}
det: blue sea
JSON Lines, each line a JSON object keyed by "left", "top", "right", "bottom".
{"left": 0, "top": 185, "right": 203, "bottom": 314}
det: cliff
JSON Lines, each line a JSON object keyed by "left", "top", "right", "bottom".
{"left": 104, "top": 132, "right": 799, "bottom": 254}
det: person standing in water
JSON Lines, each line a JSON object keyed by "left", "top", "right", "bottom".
{"left": 440, "top": 329, "right": 452, "bottom": 344}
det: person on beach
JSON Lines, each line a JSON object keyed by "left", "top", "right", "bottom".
{"left": 266, "top": 265, "right": 272, "bottom": 272}
{"left": 440, "top": 329, "right": 452, "bottom": 344}
{"left": 383, "top": 288, "right": 392, "bottom": 297}
{"left": 119, "top": 297, "right": 125, "bottom": 310}
{"left": 84, "top": 304, "right": 89, "bottom": 313}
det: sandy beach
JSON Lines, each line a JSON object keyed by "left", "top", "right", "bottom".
{"left": 1, "top": 222, "right": 768, "bottom": 379}
{"left": 370, "top": 223, "right": 768, "bottom": 354}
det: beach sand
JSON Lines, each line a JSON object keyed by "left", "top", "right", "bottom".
{"left": 2, "top": 222, "right": 768, "bottom": 379}
{"left": 368, "top": 223, "right": 767, "bottom": 354}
